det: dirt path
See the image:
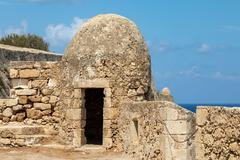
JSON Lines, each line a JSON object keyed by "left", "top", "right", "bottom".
{"left": 0, "top": 147, "right": 130, "bottom": 160}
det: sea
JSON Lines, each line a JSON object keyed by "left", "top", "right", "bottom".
{"left": 179, "top": 104, "right": 240, "bottom": 113}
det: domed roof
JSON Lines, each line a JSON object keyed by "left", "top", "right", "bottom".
{"left": 64, "top": 14, "right": 149, "bottom": 60}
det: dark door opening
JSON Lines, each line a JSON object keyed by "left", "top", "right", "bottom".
{"left": 84, "top": 88, "right": 104, "bottom": 145}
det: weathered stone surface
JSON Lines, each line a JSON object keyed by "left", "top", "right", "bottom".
{"left": 12, "top": 105, "right": 23, "bottom": 112}
{"left": 49, "top": 96, "right": 58, "bottom": 104}
{"left": 16, "top": 112, "right": 26, "bottom": 122}
{"left": 2, "top": 108, "right": 13, "bottom": 118}
{"left": 33, "top": 103, "right": 51, "bottom": 111}
{"left": 196, "top": 106, "right": 240, "bottom": 160}
{"left": 15, "top": 89, "right": 36, "bottom": 96}
{"left": 26, "top": 109, "right": 42, "bottom": 119}
{"left": 30, "top": 80, "right": 48, "bottom": 88}
{"left": 19, "top": 69, "right": 40, "bottom": 78}
{"left": 66, "top": 109, "right": 86, "bottom": 120}
{"left": 28, "top": 95, "right": 42, "bottom": 102}
{"left": 18, "top": 96, "right": 28, "bottom": 104}
{"left": 0, "top": 99, "right": 18, "bottom": 107}
{"left": 41, "top": 89, "right": 53, "bottom": 95}
{"left": 41, "top": 96, "right": 49, "bottom": 103}
{"left": 9, "top": 69, "right": 18, "bottom": 78}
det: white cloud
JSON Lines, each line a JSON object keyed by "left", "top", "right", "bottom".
{"left": 179, "top": 66, "right": 200, "bottom": 77}
{"left": 197, "top": 43, "right": 210, "bottom": 53}
{"left": 44, "top": 17, "right": 86, "bottom": 47}
{"left": 212, "top": 72, "right": 240, "bottom": 81}
{"left": 0, "top": 20, "right": 28, "bottom": 36}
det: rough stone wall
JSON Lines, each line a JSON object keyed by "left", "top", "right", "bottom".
{"left": 119, "top": 101, "right": 196, "bottom": 160}
{"left": 196, "top": 106, "right": 240, "bottom": 160}
{"left": 0, "top": 44, "right": 62, "bottom": 98}
{"left": 0, "top": 61, "right": 61, "bottom": 141}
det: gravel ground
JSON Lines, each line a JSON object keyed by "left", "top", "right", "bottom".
{"left": 0, "top": 147, "right": 130, "bottom": 160}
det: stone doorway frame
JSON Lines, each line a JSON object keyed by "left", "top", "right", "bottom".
{"left": 70, "top": 79, "right": 112, "bottom": 148}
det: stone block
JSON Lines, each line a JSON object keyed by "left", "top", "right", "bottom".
{"left": 26, "top": 109, "right": 42, "bottom": 119}
{"left": 18, "top": 96, "right": 28, "bottom": 104}
{"left": 49, "top": 96, "right": 58, "bottom": 104}
{"left": 73, "top": 79, "right": 110, "bottom": 88}
{"left": 9, "top": 69, "right": 18, "bottom": 78}
{"left": 12, "top": 79, "right": 29, "bottom": 89}
{"left": 103, "top": 138, "right": 112, "bottom": 148}
{"left": 15, "top": 89, "right": 37, "bottom": 96}
{"left": 13, "top": 105, "right": 23, "bottom": 112}
{"left": 30, "top": 80, "right": 47, "bottom": 88}
{"left": 34, "top": 103, "right": 51, "bottom": 111}
{"left": 16, "top": 112, "right": 26, "bottom": 122}
{"left": 72, "top": 99, "right": 83, "bottom": 109}
{"left": 73, "top": 129, "right": 86, "bottom": 147}
{"left": 0, "top": 99, "right": 18, "bottom": 107}
{"left": 103, "top": 128, "right": 112, "bottom": 138}
{"left": 42, "top": 109, "right": 52, "bottom": 116}
{"left": 73, "top": 89, "right": 84, "bottom": 99}
{"left": 41, "top": 96, "right": 49, "bottom": 103}
{"left": 165, "top": 120, "right": 189, "bottom": 135}
{"left": 104, "top": 88, "right": 111, "bottom": 97}
{"left": 19, "top": 69, "right": 40, "bottom": 78}
{"left": 196, "top": 108, "right": 208, "bottom": 126}
{"left": 104, "top": 98, "right": 112, "bottom": 108}
{"left": 3, "top": 108, "right": 13, "bottom": 118}
{"left": 66, "top": 109, "right": 86, "bottom": 120}
{"left": 0, "top": 138, "right": 11, "bottom": 145}
{"left": 103, "top": 108, "right": 118, "bottom": 120}
{"left": 41, "top": 89, "right": 53, "bottom": 95}
{"left": 166, "top": 107, "right": 178, "bottom": 120}
{"left": 29, "top": 95, "right": 42, "bottom": 102}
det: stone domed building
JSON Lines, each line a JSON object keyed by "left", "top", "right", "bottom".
{"left": 2, "top": 13, "right": 236, "bottom": 160}
{"left": 60, "top": 14, "right": 153, "bottom": 149}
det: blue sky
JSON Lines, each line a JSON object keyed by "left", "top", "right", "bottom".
{"left": 0, "top": 0, "right": 240, "bottom": 104}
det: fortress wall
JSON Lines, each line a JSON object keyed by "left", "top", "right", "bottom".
{"left": 0, "top": 61, "right": 62, "bottom": 146}
{"left": 0, "top": 44, "right": 62, "bottom": 98}
{"left": 119, "top": 101, "right": 196, "bottom": 160}
{"left": 196, "top": 106, "right": 240, "bottom": 160}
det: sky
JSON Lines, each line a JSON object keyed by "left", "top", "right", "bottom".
{"left": 0, "top": 0, "right": 240, "bottom": 104}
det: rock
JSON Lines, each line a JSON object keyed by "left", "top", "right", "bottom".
{"left": 34, "top": 103, "right": 51, "bottom": 111}
{"left": 41, "top": 89, "right": 53, "bottom": 95}
{"left": 0, "top": 99, "right": 18, "bottom": 107}
{"left": 162, "top": 87, "right": 170, "bottom": 96}
{"left": 31, "top": 80, "right": 47, "bottom": 88}
{"left": 10, "top": 115, "right": 17, "bottom": 121}
{"left": 15, "top": 89, "right": 37, "bottom": 96}
{"left": 2, "top": 117, "right": 10, "bottom": 123}
{"left": 49, "top": 96, "right": 58, "bottom": 104}
{"left": 12, "top": 105, "right": 23, "bottom": 112}
{"left": 9, "top": 69, "right": 18, "bottom": 78}
{"left": 16, "top": 112, "right": 26, "bottom": 122}
{"left": 23, "top": 104, "right": 32, "bottom": 109}
{"left": 42, "top": 109, "right": 52, "bottom": 116}
{"left": 19, "top": 69, "right": 40, "bottom": 78}
{"left": 3, "top": 108, "right": 13, "bottom": 118}
{"left": 28, "top": 95, "right": 42, "bottom": 102}
{"left": 0, "top": 130, "right": 14, "bottom": 138}
{"left": 41, "top": 96, "right": 49, "bottom": 103}
{"left": 18, "top": 96, "right": 28, "bottom": 104}
{"left": 26, "top": 109, "right": 42, "bottom": 119}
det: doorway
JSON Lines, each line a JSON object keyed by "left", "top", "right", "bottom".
{"left": 84, "top": 88, "right": 104, "bottom": 145}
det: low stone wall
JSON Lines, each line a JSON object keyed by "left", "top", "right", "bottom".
{"left": 196, "top": 106, "right": 240, "bottom": 160}
{"left": 119, "top": 101, "right": 196, "bottom": 160}
{"left": 0, "top": 61, "right": 62, "bottom": 146}
{"left": 0, "top": 44, "right": 62, "bottom": 98}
